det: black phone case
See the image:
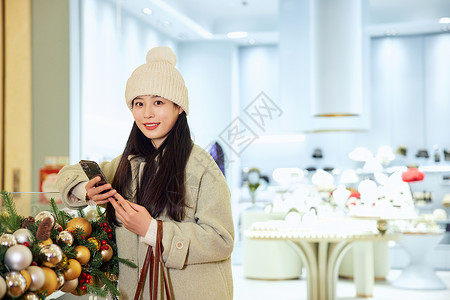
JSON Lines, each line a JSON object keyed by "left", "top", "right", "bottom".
{"left": 79, "top": 160, "right": 111, "bottom": 193}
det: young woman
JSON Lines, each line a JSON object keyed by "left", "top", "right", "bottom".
{"left": 56, "top": 46, "right": 234, "bottom": 299}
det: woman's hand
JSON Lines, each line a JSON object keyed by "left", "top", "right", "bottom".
{"left": 85, "top": 176, "right": 117, "bottom": 205}
{"left": 108, "top": 193, "right": 152, "bottom": 237}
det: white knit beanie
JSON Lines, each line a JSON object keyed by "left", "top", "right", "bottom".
{"left": 125, "top": 46, "right": 189, "bottom": 115}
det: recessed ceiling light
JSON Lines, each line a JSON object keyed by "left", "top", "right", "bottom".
{"left": 227, "top": 32, "right": 248, "bottom": 39}
{"left": 142, "top": 8, "right": 153, "bottom": 16}
{"left": 439, "top": 17, "right": 450, "bottom": 24}
{"left": 248, "top": 39, "right": 256, "bottom": 45}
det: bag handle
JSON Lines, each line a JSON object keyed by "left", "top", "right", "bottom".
{"left": 134, "top": 220, "right": 172, "bottom": 300}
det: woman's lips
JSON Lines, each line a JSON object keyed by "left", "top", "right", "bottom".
{"left": 143, "top": 123, "right": 159, "bottom": 130}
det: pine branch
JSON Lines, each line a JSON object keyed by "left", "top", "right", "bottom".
{"left": 0, "top": 191, "right": 23, "bottom": 232}
{"left": 77, "top": 208, "right": 86, "bottom": 218}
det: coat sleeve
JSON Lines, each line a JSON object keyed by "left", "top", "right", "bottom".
{"left": 56, "top": 156, "right": 121, "bottom": 209}
{"left": 161, "top": 155, "right": 234, "bottom": 270}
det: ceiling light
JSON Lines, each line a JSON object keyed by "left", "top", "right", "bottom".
{"left": 439, "top": 17, "right": 450, "bottom": 24}
{"left": 142, "top": 8, "right": 153, "bottom": 15}
{"left": 227, "top": 32, "right": 248, "bottom": 39}
{"left": 248, "top": 39, "right": 256, "bottom": 45}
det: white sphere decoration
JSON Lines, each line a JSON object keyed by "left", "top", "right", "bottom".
{"left": 26, "top": 266, "right": 45, "bottom": 291}
{"left": 13, "top": 229, "right": 33, "bottom": 245}
{"left": 4, "top": 245, "right": 33, "bottom": 271}
{"left": 0, "top": 276, "right": 7, "bottom": 299}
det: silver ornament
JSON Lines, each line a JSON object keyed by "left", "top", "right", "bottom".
{"left": 13, "top": 229, "right": 33, "bottom": 245}
{"left": 4, "top": 245, "right": 33, "bottom": 271}
{"left": 34, "top": 211, "right": 56, "bottom": 227}
{"left": 54, "top": 223, "right": 63, "bottom": 232}
{"left": 56, "top": 272, "right": 65, "bottom": 290}
{"left": 0, "top": 234, "right": 17, "bottom": 247}
{"left": 5, "top": 272, "right": 26, "bottom": 298}
{"left": 23, "top": 292, "right": 39, "bottom": 300}
{"left": 0, "top": 276, "right": 6, "bottom": 299}
{"left": 39, "top": 244, "right": 63, "bottom": 267}
{"left": 26, "top": 266, "right": 45, "bottom": 291}
{"left": 57, "top": 231, "right": 74, "bottom": 246}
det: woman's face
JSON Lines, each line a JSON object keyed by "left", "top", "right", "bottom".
{"left": 132, "top": 95, "right": 183, "bottom": 149}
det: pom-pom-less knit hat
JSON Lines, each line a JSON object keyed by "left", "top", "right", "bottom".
{"left": 125, "top": 46, "right": 189, "bottom": 115}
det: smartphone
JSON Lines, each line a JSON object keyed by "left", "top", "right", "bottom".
{"left": 79, "top": 160, "right": 111, "bottom": 194}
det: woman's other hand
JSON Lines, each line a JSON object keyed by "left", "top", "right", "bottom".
{"left": 109, "top": 193, "right": 152, "bottom": 237}
{"left": 85, "top": 176, "right": 116, "bottom": 205}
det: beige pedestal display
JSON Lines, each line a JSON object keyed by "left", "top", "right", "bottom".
{"left": 241, "top": 210, "right": 302, "bottom": 280}
{"left": 338, "top": 241, "right": 390, "bottom": 280}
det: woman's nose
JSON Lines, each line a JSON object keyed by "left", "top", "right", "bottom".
{"left": 144, "top": 106, "right": 154, "bottom": 118}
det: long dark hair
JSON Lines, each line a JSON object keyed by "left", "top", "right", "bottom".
{"left": 106, "top": 111, "right": 193, "bottom": 226}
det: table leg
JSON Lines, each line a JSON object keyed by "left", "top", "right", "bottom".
{"left": 288, "top": 241, "right": 319, "bottom": 300}
{"left": 353, "top": 241, "right": 374, "bottom": 297}
{"left": 327, "top": 241, "right": 353, "bottom": 300}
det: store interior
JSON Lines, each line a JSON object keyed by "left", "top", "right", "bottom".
{"left": 1, "top": 0, "right": 450, "bottom": 299}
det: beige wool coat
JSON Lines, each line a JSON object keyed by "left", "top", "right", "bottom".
{"left": 56, "top": 144, "right": 234, "bottom": 300}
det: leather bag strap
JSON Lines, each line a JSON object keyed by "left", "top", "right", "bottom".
{"left": 134, "top": 245, "right": 153, "bottom": 300}
{"left": 134, "top": 220, "right": 172, "bottom": 300}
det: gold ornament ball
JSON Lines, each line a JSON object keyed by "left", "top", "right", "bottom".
{"left": 87, "top": 237, "right": 100, "bottom": 251}
{"left": 38, "top": 267, "right": 58, "bottom": 296}
{"left": 101, "top": 244, "right": 114, "bottom": 262}
{"left": 26, "top": 266, "right": 45, "bottom": 291}
{"left": 5, "top": 271, "right": 26, "bottom": 298}
{"left": 63, "top": 259, "right": 82, "bottom": 281}
{"left": 66, "top": 217, "right": 92, "bottom": 238}
{"left": 19, "top": 270, "right": 31, "bottom": 291}
{"left": 60, "top": 278, "right": 78, "bottom": 293}
{"left": 74, "top": 245, "right": 91, "bottom": 265}
{"left": 37, "top": 238, "right": 52, "bottom": 248}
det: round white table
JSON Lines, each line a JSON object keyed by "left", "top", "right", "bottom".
{"left": 245, "top": 228, "right": 401, "bottom": 300}
{"left": 393, "top": 232, "right": 446, "bottom": 290}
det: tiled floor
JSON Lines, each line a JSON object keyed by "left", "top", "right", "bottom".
{"left": 232, "top": 265, "right": 450, "bottom": 300}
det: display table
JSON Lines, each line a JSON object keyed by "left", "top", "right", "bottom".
{"left": 245, "top": 227, "right": 400, "bottom": 300}
{"left": 393, "top": 232, "right": 446, "bottom": 290}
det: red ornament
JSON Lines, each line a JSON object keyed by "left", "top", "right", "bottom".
{"left": 58, "top": 227, "right": 63, "bottom": 232}
{"left": 80, "top": 279, "right": 85, "bottom": 284}
{"left": 24, "top": 242, "right": 30, "bottom": 247}
{"left": 104, "top": 245, "right": 109, "bottom": 250}
{"left": 85, "top": 279, "right": 91, "bottom": 284}
{"left": 80, "top": 285, "right": 87, "bottom": 291}
{"left": 81, "top": 272, "right": 87, "bottom": 279}
{"left": 108, "top": 234, "right": 113, "bottom": 239}
{"left": 402, "top": 167, "right": 425, "bottom": 182}
{"left": 107, "top": 228, "right": 112, "bottom": 233}
{"left": 101, "top": 240, "right": 107, "bottom": 245}
{"left": 31, "top": 261, "right": 38, "bottom": 266}
{"left": 86, "top": 274, "right": 91, "bottom": 280}
{"left": 103, "top": 222, "right": 108, "bottom": 228}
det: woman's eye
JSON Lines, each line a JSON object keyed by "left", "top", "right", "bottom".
{"left": 134, "top": 102, "right": 143, "bottom": 107}
{"left": 155, "top": 100, "right": 163, "bottom": 105}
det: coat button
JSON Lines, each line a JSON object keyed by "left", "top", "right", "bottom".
{"left": 176, "top": 241, "right": 183, "bottom": 249}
